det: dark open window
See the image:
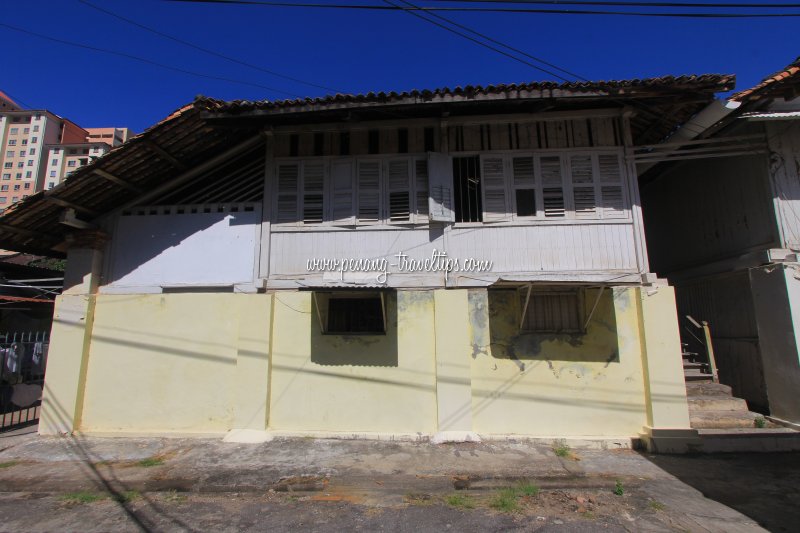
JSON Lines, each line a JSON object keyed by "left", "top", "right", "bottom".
{"left": 314, "top": 292, "right": 387, "bottom": 334}
{"left": 453, "top": 155, "right": 482, "bottom": 222}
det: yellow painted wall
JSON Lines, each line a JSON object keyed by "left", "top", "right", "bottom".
{"left": 268, "top": 290, "right": 438, "bottom": 433}
{"left": 469, "top": 287, "right": 648, "bottom": 436}
{"left": 54, "top": 286, "right": 683, "bottom": 439}
{"left": 79, "top": 293, "right": 270, "bottom": 434}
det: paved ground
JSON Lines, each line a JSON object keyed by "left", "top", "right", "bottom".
{"left": 0, "top": 426, "right": 791, "bottom": 532}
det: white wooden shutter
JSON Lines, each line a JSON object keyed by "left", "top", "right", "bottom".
{"left": 414, "top": 158, "right": 429, "bottom": 222}
{"left": 428, "top": 152, "right": 455, "bottom": 223}
{"left": 569, "top": 154, "right": 596, "bottom": 219}
{"left": 331, "top": 159, "right": 354, "bottom": 225}
{"left": 538, "top": 155, "right": 566, "bottom": 218}
{"left": 597, "top": 153, "right": 627, "bottom": 219}
{"left": 387, "top": 159, "right": 411, "bottom": 222}
{"left": 275, "top": 162, "right": 299, "bottom": 224}
{"left": 481, "top": 156, "right": 510, "bottom": 222}
{"left": 357, "top": 160, "right": 381, "bottom": 223}
{"left": 302, "top": 161, "right": 325, "bottom": 224}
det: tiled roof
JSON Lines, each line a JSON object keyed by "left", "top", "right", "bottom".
{"left": 730, "top": 57, "right": 800, "bottom": 103}
{"left": 199, "top": 75, "right": 735, "bottom": 114}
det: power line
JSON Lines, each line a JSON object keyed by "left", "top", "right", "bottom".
{"left": 0, "top": 22, "right": 303, "bottom": 98}
{"left": 418, "top": 0, "right": 800, "bottom": 7}
{"left": 77, "top": 0, "right": 342, "bottom": 93}
{"left": 382, "top": 0, "right": 573, "bottom": 81}
{"left": 166, "top": 0, "right": 800, "bottom": 17}
{"left": 396, "top": 0, "right": 588, "bottom": 80}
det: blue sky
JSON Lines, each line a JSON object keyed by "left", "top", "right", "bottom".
{"left": 1, "top": 0, "right": 797, "bottom": 133}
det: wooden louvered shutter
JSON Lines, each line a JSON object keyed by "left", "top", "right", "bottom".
{"left": 481, "top": 156, "right": 509, "bottom": 222}
{"left": 276, "top": 162, "right": 299, "bottom": 223}
{"left": 428, "top": 152, "right": 455, "bottom": 223}
{"left": 331, "top": 159, "right": 354, "bottom": 224}
{"left": 302, "top": 161, "right": 325, "bottom": 224}
{"left": 357, "top": 160, "right": 381, "bottom": 223}
{"left": 597, "top": 153, "right": 627, "bottom": 219}
{"left": 387, "top": 159, "right": 411, "bottom": 222}
{"left": 538, "top": 155, "right": 566, "bottom": 218}
{"left": 569, "top": 154, "right": 596, "bottom": 219}
{"left": 414, "top": 158, "right": 429, "bottom": 222}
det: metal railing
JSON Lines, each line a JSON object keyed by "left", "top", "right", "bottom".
{"left": 683, "top": 316, "right": 719, "bottom": 383}
{"left": 1, "top": 331, "right": 49, "bottom": 431}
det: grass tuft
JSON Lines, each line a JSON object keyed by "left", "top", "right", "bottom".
{"left": 613, "top": 480, "right": 625, "bottom": 496}
{"left": 489, "top": 488, "right": 520, "bottom": 512}
{"left": 60, "top": 491, "right": 105, "bottom": 504}
{"left": 518, "top": 481, "right": 540, "bottom": 497}
{"left": 754, "top": 417, "right": 767, "bottom": 428}
{"left": 0, "top": 461, "right": 19, "bottom": 469}
{"left": 649, "top": 499, "right": 665, "bottom": 511}
{"left": 445, "top": 493, "right": 475, "bottom": 509}
{"left": 136, "top": 457, "right": 164, "bottom": 467}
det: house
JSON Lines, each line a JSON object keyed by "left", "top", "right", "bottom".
{"left": 0, "top": 74, "right": 735, "bottom": 450}
{"left": 640, "top": 57, "right": 800, "bottom": 427}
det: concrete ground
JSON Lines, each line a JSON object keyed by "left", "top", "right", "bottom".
{"left": 0, "top": 427, "right": 791, "bottom": 532}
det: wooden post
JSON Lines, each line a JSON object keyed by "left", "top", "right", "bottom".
{"left": 701, "top": 320, "right": 719, "bottom": 383}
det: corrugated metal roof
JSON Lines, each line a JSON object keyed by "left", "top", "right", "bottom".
{"left": 740, "top": 110, "right": 800, "bottom": 121}
{"left": 0, "top": 74, "right": 734, "bottom": 256}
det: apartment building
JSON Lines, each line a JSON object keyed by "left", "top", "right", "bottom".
{"left": 0, "top": 107, "right": 131, "bottom": 209}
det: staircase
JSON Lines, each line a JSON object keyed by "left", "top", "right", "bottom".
{"left": 683, "top": 348, "right": 800, "bottom": 452}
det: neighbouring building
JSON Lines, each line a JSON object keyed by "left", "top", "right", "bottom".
{"left": 640, "top": 57, "right": 800, "bottom": 427}
{"left": 0, "top": 100, "right": 131, "bottom": 209}
{"left": 0, "top": 91, "right": 20, "bottom": 112}
{"left": 0, "top": 74, "right": 736, "bottom": 451}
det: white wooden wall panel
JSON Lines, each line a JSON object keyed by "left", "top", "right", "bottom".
{"left": 767, "top": 122, "right": 800, "bottom": 249}
{"left": 108, "top": 208, "right": 259, "bottom": 288}
{"left": 269, "top": 222, "right": 639, "bottom": 283}
{"left": 447, "top": 223, "right": 638, "bottom": 273}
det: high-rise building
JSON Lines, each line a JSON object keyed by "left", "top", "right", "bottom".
{"left": 0, "top": 102, "right": 131, "bottom": 209}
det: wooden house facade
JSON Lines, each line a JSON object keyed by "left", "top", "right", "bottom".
{"left": 0, "top": 75, "right": 733, "bottom": 450}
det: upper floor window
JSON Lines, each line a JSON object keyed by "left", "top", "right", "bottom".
{"left": 274, "top": 156, "right": 429, "bottom": 226}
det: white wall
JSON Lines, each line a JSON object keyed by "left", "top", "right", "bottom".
{"left": 105, "top": 204, "right": 259, "bottom": 290}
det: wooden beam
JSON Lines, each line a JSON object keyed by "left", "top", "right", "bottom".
{"left": 94, "top": 168, "right": 144, "bottom": 194}
{"left": 0, "top": 222, "right": 56, "bottom": 240}
{"left": 43, "top": 196, "right": 99, "bottom": 217}
{"left": 114, "top": 134, "right": 266, "bottom": 213}
{"left": 59, "top": 209, "right": 98, "bottom": 230}
{"left": 142, "top": 139, "right": 187, "bottom": 171}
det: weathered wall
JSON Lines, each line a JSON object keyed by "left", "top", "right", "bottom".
{"left": 268, "top": 290, "right": 439, "bottom": 433}
{"left": 674, "top": 272, "right": 768, "bottom": 412}
{"left": 78, "top": 293, "right": 270, "bottom": 434}
{"left": 767, "top": 122, "right": 800, "bottom": 250}
{"left": 750, "top": 264, "right": 800, "bottom": 424}
{"left": 642, "top": 154, "right": 778, "bottom": 276}
{"left": 44, "top": 286, "right": 688, "bottom": 439}
{"left": 469, "top": 287, "right": 649, "bottom": 436}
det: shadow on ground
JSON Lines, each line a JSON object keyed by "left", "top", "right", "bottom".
{"left": 643, "top": 452, "right": 800, "bottom": 533}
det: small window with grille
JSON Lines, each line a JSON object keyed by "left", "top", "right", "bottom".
{"left": 520, "top": 288, "right": 584, "bottom": 334}
{"left": 313, "top": 291, "right": 387, "bottom": 335}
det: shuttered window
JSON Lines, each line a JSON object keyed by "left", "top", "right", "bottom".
{"left": 570, "top": 155, "right": 596, "bottom": 219}
{"left": 597, "top": 153, "right": 626, "bottom": 219}
{"left": 331, "top": 159, "right": 354, "bottom": 225}
{"left": 512, "top": 156, "right": 536, "bottom": 217}
{"left": 520, "top": 289, "right": 584, "bottom": 333}
{"left": 482, "top": 156, "right": 509, "bottom": 222}
{"left": 539, "top": 155, "right": 566, "bottom": 218}
{"left": 302, "top": 161, "right": 325, "bottom": 224}
{"left": 276, "top": 163, "right": 300, "bottom": 223}
{"left": 414, "top": 159, "right": 429, "bottom": 221}
{"left": 387, "top": 159, "right": 411, "bottom": 222}
{"left": 357, "top": 160, "right": 381, "bottom": 223}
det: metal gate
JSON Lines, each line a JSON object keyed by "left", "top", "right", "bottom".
{"left": 1, "top": 332, "right": 48, "bottom": 431}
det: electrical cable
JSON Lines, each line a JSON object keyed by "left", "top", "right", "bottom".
{"left": 0, "top": 22, "right": 304, "bottom": 98}
{"left": 166, "top": 0, "right": 800, "bottom": 17}
{"left": 77, "top": 0, "right": 343, "bottom": 94}
{"left": 391, "top": 0, "right": 588, "bottom": 81}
